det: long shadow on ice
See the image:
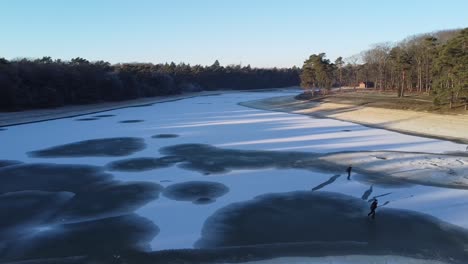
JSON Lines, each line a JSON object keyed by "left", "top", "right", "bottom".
{"left": 361, "top": 185, "right": 373, "bottom": 200}
{"left": 75, "top": 118, "right": 99, "bottom": 121}
{"left": 195, "top": 191, "right": 468, "bottom": 263}
{"left": 152, "top": 134, "right": 179, "bottom": 139}
{"left": 160, "top": 143, "right": 468, "bottom": 189}
{"left": 28, "top": 137, "right": 146, "bottom": 158}
{"left": 92, "top": 114, "right": 116, "bottom": 118}
{"left": 119, "top": 120, "right": 144, "bottom": 123}
{"left": 311, "top": 174, "right": 341, "bottom": 191}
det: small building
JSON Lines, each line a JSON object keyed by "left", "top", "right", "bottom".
{"left": 358, "top": 81, "right": 374, "bottom": 88}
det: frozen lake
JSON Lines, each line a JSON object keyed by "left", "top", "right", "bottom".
{"left": 1, "top": 90, "right": 468, "bottom": 263}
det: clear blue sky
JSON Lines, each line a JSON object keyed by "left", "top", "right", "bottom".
{"left": 1, "top": 0, "right": 467, "bottom": 68}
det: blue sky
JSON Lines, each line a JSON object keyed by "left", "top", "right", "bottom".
{"left": 1, "top": 0, "right": 467, "bottom": 67}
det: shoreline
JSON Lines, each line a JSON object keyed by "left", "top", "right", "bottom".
{"left": 240, "top": 95, "right": 468, "bottom": 145}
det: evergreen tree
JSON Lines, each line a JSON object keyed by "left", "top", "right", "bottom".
{"left": 300, "top": 53, "right": 334, "bottom": 92}
{"left": 433, "top": 28, "right": 468, "bottom": 107}
{"left": 335, "top": 56, "right": 344, "bottom": 89}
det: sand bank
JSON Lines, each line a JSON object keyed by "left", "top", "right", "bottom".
{"left": 241, "top": 95, "right": 468, "bottom": 144}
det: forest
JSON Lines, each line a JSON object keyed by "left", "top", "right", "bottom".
{"left": 0, "top": 58, "right": 299, "bottom": 111}
{"left": 301, "top": 28, "right": 468, "bottom": 107}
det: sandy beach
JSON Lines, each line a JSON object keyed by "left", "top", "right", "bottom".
{"left": 241, "top": 95, "right": 468, "bottom": 145}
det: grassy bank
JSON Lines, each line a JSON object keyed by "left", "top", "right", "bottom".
{"left": 307, "top": 90, "right": 467, "bottom": 115}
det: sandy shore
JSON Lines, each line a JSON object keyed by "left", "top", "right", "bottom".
{"left": 0, "top": 91, "right": 229, "bottom": 127}
{"left": 241, "top": 95, "right": 468, "bottom": 145}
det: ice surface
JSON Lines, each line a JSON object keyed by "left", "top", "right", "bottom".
{"left": 1, "top": 90, "right": 467, "bottom": 262}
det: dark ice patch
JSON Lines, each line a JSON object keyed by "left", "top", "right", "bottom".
{"left": 0, "top": 163, "right": 161, "bottom": 220}
{"left": 0, "top": 163, "right": 112, "bottom": 194}
{"left": 152, "top": 134, "right": 179, "bottom": 139}
{"left": 75, "top": 118, "right": 99, "bottom": 121}
{"left": 341, "top": 130, "right": 352, "bottom": 132}
{"left": 93, "top": 114, "right": 115, "bottom": 118}
{"left": 119, "top": 120, "right": 144, "bottom": 123}
{"left": 160, "top": 144, "right": 318, "bottom": 174}
{"left": 0, "top": 191, "right": 73, "bottom": 236}
{"left": 107, "top": 156, "right": 184, "bottom": 172}
{"left": 163, "top": 181, "right": 229, "bottom": 204}
{"left": 54, "top": 182, "right": 162, "bottom": 221}
{"left": 194, "top": 197, "right": 215, "bottom": 204}
{"left": 195, "top": 191, "right": 468, "bottom": 262}
{"left": 0, "top": 160, "right": 22, "bottom": 168}
{"left": 157, "top": 155, "right": 186, "bottom": 164}
{"left": 0, "top": 128, "right": 6, "bottom": 131}
{"left": 2, "top": 214, "right": 158, "bottom": 261}
{"left": 0, "top": 161, "right": 162, "bottom": 262}
{"left": 28, "top": 137, "right": 145, "bottom": 158}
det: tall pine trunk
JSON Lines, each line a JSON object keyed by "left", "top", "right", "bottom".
{"left": 399, "top": 70, "right": 406, "bottom": 97}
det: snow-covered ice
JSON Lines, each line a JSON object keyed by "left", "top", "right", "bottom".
{"left": 1, "top": 90, "right": 467, "bottom": 263}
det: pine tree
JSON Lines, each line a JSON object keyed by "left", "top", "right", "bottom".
{"left": 433, "top": 28, "right": 468, "bottom": 108}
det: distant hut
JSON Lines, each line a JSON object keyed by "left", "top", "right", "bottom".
{"left": 358, "top": 81, "right": 374, "bottom": 88}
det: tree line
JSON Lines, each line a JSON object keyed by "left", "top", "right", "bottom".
{"left": 301, "top": 28, "right": 468, "bottom": 107}
{"left": 0, "top": 58, "right": 300, "bottom": 111}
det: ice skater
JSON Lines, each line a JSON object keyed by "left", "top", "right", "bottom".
{"left": 368, "top": 199, "right": 378, "bottom": 219}
{"left": 346, "top": 165, "right": 352, "bottom": 180}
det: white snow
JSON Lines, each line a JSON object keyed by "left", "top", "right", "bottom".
{"left": 320, "top": 151, "right": 468, "bottom": 188}
{"left": 1, "top": 90, "right": 468, "bottom": 252}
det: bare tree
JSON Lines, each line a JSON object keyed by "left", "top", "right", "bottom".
{"left": 345, "top": 54, "right": 361, "bottom": 88}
